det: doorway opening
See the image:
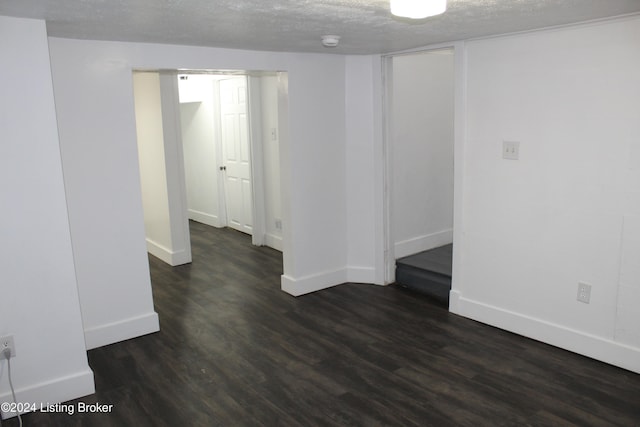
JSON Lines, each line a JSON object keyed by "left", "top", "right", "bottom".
{"left": 383, "top": 48, "right": 457, "bottom": 305}
{"left": 132, "top": 69, "right": 287, "bottom": 268}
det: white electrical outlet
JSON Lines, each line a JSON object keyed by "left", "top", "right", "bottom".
{"left": 503, "top": 141, "right": 520, "bottom": 160}
{"left": 0, "top": 335, "right": 15, "bottom": 358}
{"left": 577, "top": 282, "right": 591, "bottom": 304}
{"left": 275, "top": 219, "right": 282, "bottom": 230}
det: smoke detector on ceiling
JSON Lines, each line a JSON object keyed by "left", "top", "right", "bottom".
{"left": 321, "top": 35, "right": 341, "bottom": 48}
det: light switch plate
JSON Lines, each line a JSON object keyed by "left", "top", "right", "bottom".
{"left": 503, "top": 141, "right": 520, "bottom": 160}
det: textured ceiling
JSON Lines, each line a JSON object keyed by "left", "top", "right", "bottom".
{"left": 1, "top": 0, "right": 640, "bottom": 54}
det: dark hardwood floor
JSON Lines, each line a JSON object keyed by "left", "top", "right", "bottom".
{"left": 13, "top": 221, "right": 640, "bottom": 426}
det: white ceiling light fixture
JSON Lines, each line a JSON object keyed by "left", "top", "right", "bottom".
{"left": 390, "top": 0, "right": 447, "bottom": 19}
{"left": 321, "top": 35, "right": 341, "bottom": 48}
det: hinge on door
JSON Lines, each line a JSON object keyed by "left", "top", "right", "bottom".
{"left": 219, "top": 166, "right": 227, "bottom": 171}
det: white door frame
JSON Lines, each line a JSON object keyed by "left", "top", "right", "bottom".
{"left": 381, "top": 54, "right": 395, "bottom": 284}
{"left": 247, "top": 75, "right": 267, "bottom": 246}
{"left": 211, "top": 77, "right": 228, "bottom": 228}
{"left": 381, "top": 42, "right": 466, "bottom": 290}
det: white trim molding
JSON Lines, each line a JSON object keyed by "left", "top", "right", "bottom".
{"left": 281, "top": 269, "right": 346, "bottom": 296}
{"left": 451, "top": 292, "right": 640, "bottom": 374}
{"left": 265, "top": 233, "right": 283, "bottom": 251}
{"left": 0, "top": 369, "right": 95, "bottom": 419}
{"left": 188, "top": 209, "right": 222, "bottom": 228}
{"left": 84, "top": 312, "right": 160, "bottom": 350}
{"left": 281, "top": 266, "right": 382, "bottom": 297}
{"left": 347, "top": 267, "right": 379, "bottom": 285}
{"left": 146, "top": 238, "right": 191, "bottom": 266}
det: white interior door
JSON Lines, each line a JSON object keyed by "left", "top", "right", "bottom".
{"left": 220, "top": 76, "right": 253, "bottom": 235}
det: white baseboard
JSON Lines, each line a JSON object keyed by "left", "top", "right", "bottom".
{"left": 451, "top": 293, "right": 640, "bottom": 374}
{"left": 169, "top": 249, "right": 191, "bottom": 266}
{"left": 281, "top": 266, "right": 381, "bottom": 296}
{"left": 347, "top": 267, "right": 377, "bottom": 284}
{"left": 394, "top": 229, "right": 453, "bottom": 259}
{"left": 449, "top": 289, "right": 462, "bottom": 313}
{"left": 265, "top": 233, "right": 283, "bottom": 251}
{"left": 188, "top": 209, "right": 221, "bottom": 228}
{"left": 281, "top": 269, "right": 347, "bottom": 296}
{"left": 146, "top": 238, "right": 191, "bottom": 266}
{"left": 84, "top": 312, "right": 160, "bottom": 350}
{"left": 1, "top": 368, "right": 95, "bottom": 419}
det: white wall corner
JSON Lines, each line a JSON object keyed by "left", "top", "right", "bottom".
{"left": 84, "top": 312, "right": 160, "bottom": 350}
{"left": 0, "top": 16, "right": 97, "bottom": 417}
{"left": 281, "top": 269, "right": 348, "bottom": 296}
{"left": 394, "top": 229, "right": 453, "bottom": 259}
{"left": 0, "top": 369, "right": 95, "bottom": 419}
{"left": 455, "top": 295, "right": 640, "bottom": 374}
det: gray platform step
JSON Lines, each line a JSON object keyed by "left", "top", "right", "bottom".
{"left": 395, "top": 244, "right": 452, "bottom": 306}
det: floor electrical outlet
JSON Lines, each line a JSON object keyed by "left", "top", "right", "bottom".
{"left": 577, "top": 282, "right": 591, "bottom": 304}
{"left": 1, "top": 335, "right": 15, "bottom": 358}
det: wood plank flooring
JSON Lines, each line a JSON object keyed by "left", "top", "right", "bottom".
{"left": 13, "top": 221, "right": 640, "bottom": 426}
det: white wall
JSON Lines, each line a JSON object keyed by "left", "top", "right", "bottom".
{"left": 391, "top": 50, "right": 455, "bottom": 259}
{"left": 48, "top": 38, "right": 352, "bottom": 298}
{"left": 179, "top": 75, "right": 222, "bottom": 228}
{"left": 451, "top": 16, "right": 640, "bottom": 373}
{"left": 133, "top": 72, "right": 175, "bottom": 261}
{"left": 158, "top": 73, "right": 193, "bottom": 267}
{"left": 50, "top": 49, "right": 160, "bottom": 349}
{"left": 0, "top": 16, "right": 94, "bottom": 415}
{"left": 281, "top": 55, "right": 347, "bottom": 294}
{"left": 345, "top": 56, "right": 383, "bottom": 284}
